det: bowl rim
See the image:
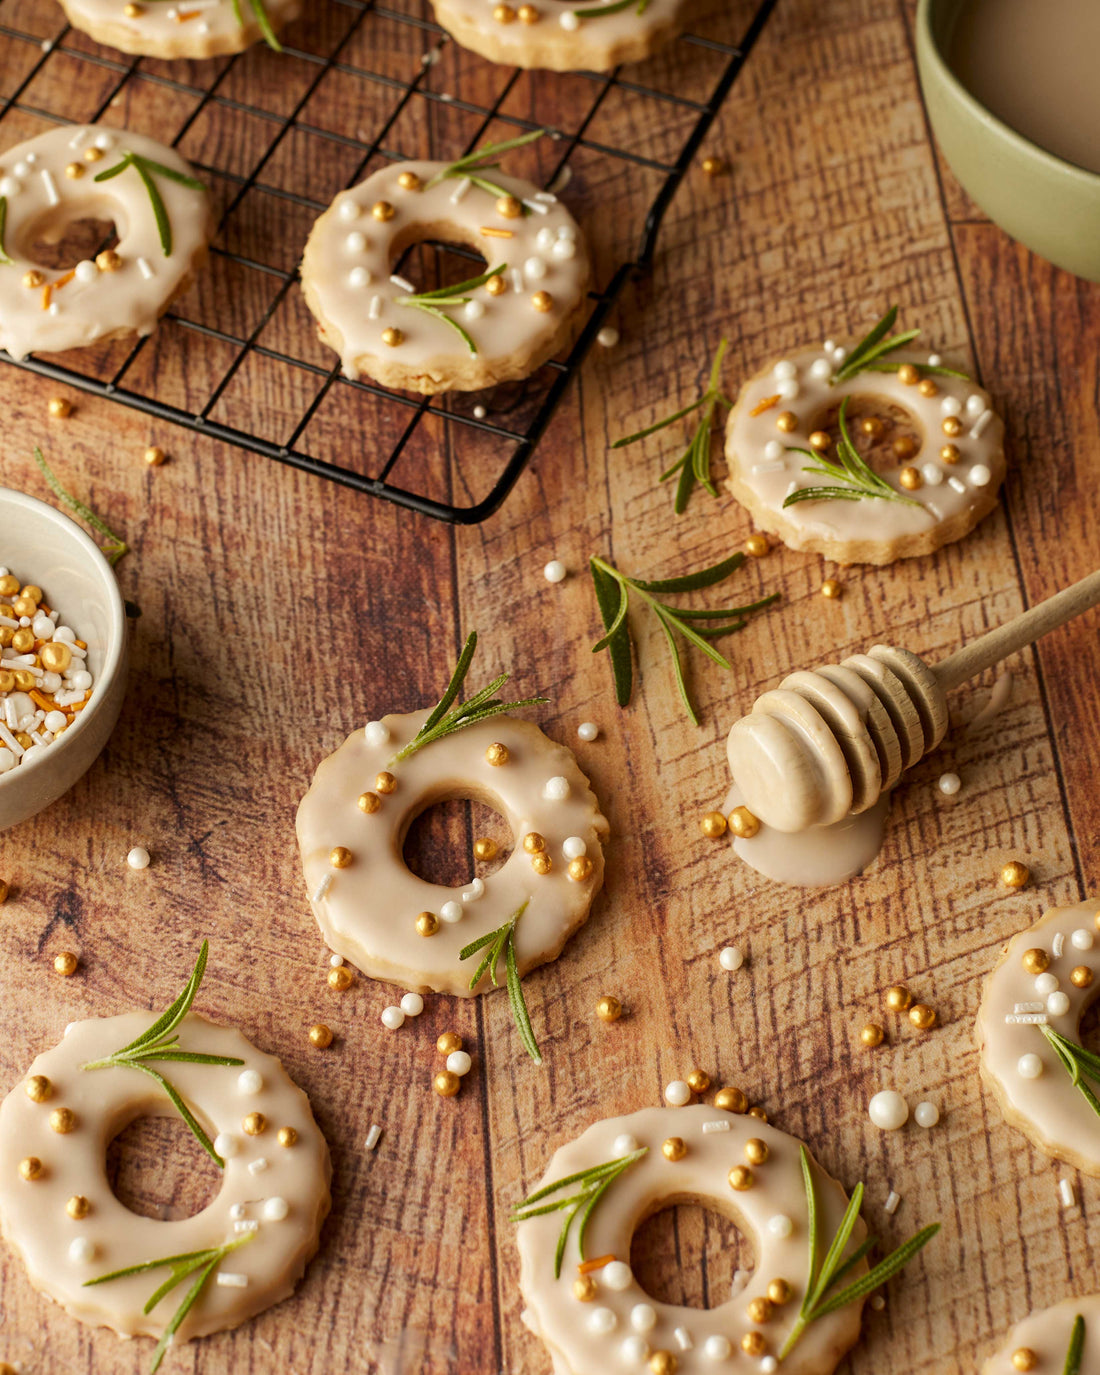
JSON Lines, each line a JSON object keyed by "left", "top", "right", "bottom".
{"left": 0, "top": 485, "right": 127, "bottom": 792}
{"left": 916, "top": 0, "right": 1100, "bottom": 188}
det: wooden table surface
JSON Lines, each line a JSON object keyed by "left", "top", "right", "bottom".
{"left": 2, "top": 0, "right": 1099, "bottom": 1372}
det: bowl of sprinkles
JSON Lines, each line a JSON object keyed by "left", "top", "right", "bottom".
{"left": 0, "top": 487, "right": 128, "bottom": 830}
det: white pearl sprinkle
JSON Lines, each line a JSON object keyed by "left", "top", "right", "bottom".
{"left": 922, "top": 463, "right": 944, "bottom": 486}
{"left": 1018, "top": 1053, "right": 1043, "bottom": 1079}
{"left": 832, "top": 345, "right": 847, "bottom": 364}
{"left": 630, "top": 1303, "right": 657, "bottom": 1332}
{"left": 13, "top": 162, "right": 28, "bottom": 178}
{"left": 587, "top": 1307, "right": 617, "bottom": 1334}
{"left": 381, "top": 1006, "right": 405, "bottom": 1030}
{"left": 400, "top": 992, "right": 424, "bottom": 1017}
{"left": 363, "top": 720, "right": 390, "bottom": 747}
{"left": 871, "top": 1294, "right": 886, "bottom": 1311}
{"left": 560, "top": 9, "right": 579, "bottom": 27}
{"left": 440, "top": 900, "right": 463, "bottom": 924}
{"left": 937, "top": 772, "right": 960, "bottom": 796}
{"left": 777, "top": 379, "right": 799, "bottom": 400}
{"left": 809, "top": 357, "right": 831, "bottom": 379}
{"left": 75, "top": 259, "right": 98, "bottom": 284}
{"left": 613, "top": 1133, "right": 640, "bottom": 1155}
{"left": 763, "top": 439, "right": 784, "bottom": 462}
{"left": 823, "top": 338, "right": 836, "bottom": 352}
{"left": 69, "top": 1237, "right": 96, "bottom": 1263}
{"left": 664, "top": 1079, "right": 691, "bottom": 1107}
{"left": 577, "top": 721, "right": 598, "bottom": 741}
{"left": 262, "top": 1196, "right": 289, "bottom": 1221}
{"left": 760, "top": 1359, "right": 778, "bottom": 1374}
{"left": 0, "top": 177, "right": 19, "bottom": 197}
{"left": 237, "top": 1070, "right": 263, "bottom": 1095}
{"left": 94, "top": 132, "right": 114, "bottom": 151}
{"left": 1072, "top": 928, "right": 1094, "bottom": 951}
{"left": 557, "top": 223, "right": 577, "bottom": 240}
{"left": 620, "top": 1336, "right": 649, "bottom": 1362}
{"left": 524, "top": 256, "right": 547, "bottom": 281}
{"left": 536, "top": 226, "right": 555, "bottom": 252}
{"left": 928, "top": 353, "right": 942, "bottom": 367}
{"left": 868, "top": 1090, "right": 908, "bottom": 1131}
{"left": 562, "top": 836, "right": 587, "bottom": 860}
{"left": 447, "top": 1050, "right": 472, "bottom": 1076}
{"left": 464, "top": 299, "right": 485, "bottom": 321}
{"left": 969, "top": 463, "right": 992, "bottom": 487}
{"left": 767, "top": 1214, "right": 793, "bottom": 1239}
{"left": 602, "top": 1261, "right": 632, "bottom": 1291}
{"left": 597, "top": 326, "right": 620, "bottom": 348}
{"left": 703, "top": 1335, "right": 732, "bottom": 1360}
{"left": 1035, "top": 972, "right": 1059, "bottom": 996}
{"left": 966, "top": 393, "right": 985, "bottom": 416}
{"left": 774, "top": 360, "right": 797, "bottom": 380}
{"left": 552, "top": 237, "right": 577, "bottom": 260}
{"left": 543, "top": 776, "right": 570, "bottom": 802}
{"left": 348, "top": 267, "right": 371, "bottom": 288}
{"left": 1047, "top": 991, "right": 1071, "bottom": 1017}
{"left": 127, "top": 846, "right": 150, "bottom": 870}
{"left": 718, "top": 945, "right": 744, "bottom": 971}
{"left": 543, "top": 559, "right": 567, "bottom": 584}
{"left": 914, "top": 1101, "right": 939, "bottom": 1129}
{"left": 338, "top": 199, "right": 359, "bottom": 221}
{"left": 214, "top": 1133, "right": 239, "bottom": 1158}
{"left": 229, "top": 1203, "right": 246, "bottom": 1220}
{"left": 345, "top": 231, "right": 366, "bottom": 253}
{"left": 329, "top": 953, "right": 343, "bottom": 968}
{"left": 940, "top": 394, "right": 961, "bottom": 415}
{"left": 473, "top": 405, "right": 487, "bottom": 419}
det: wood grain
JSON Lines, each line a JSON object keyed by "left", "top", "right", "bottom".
{"left": 1, "top": 0, "right": 1099, "bottom": 1372}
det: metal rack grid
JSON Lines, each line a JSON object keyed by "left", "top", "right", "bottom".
{"left": 0, "top": 0, "right": 777, "bottom": 523}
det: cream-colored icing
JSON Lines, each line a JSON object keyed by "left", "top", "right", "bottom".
{"left": 429, "top": 0, "right": 691, "bottom": 72}
{"left": 721, "top": 785, "right": 889, "bottom": 889}
{"left": 725, "top": 345, "right": 1005, "bottom": 553}
{"left": 981, "top": 1294, "right": 1100, "bottom": 1373}
{"left": 57, "top": 0, "right": 301, "bottom": 57}
{"left": 516, "top": 1106, "right": 867, "bottom": 1375}
{"left": 978, "top": 900, "right": 1100, "bottom": 1174}
{"left": 300, "top": 160, "right": 589, "bottom": 392}
{"left": 0, "top": 1012, "right": 330, "bottom": 1348}
{"left": 296, "top": 711, "right": 608, "bottom": 996}
{"left": 0, "top": 126, "right": 213, "bottom": 361}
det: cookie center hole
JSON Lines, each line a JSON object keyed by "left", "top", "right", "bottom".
{"left": 107, "top": 1115, "right": 223, "bottom": 1221}
{"left": 808, "top": 395, "right": 923, "bottom": 476}
{"left": 403, "top": 796, "right": 513, "bottom": 888}
{"left": 391, "top": 239, "right": 489, "bottom": 296}
{"left": 23, "top": 213, "right": 118, "bottom": 271}
{"left": 630, "top": 1203, "right": 756, "bottom": 1310}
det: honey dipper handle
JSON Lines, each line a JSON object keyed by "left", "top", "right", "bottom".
{"left": 933, "top": 568, "right": 1100, "bottom": 693}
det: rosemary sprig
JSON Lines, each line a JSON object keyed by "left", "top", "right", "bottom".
{"left": 81, "top": 941, "right": 243, "bottom": 1167}
{"left": 511, "top": 1145, "right": 648, "bottom": 1277}
{"left": 783, "top": 395, "right": 923, "bottom": 510}
{"left": 0, "top": 196, "right": 12, "bottom": 266}
{"left": 588, "top": 552, "right": 779, "bottom": 726}
{"left": 425, "top": 129, "right": 546, "bottom": 204}
{"left": 395, "top": 263, "right": 506, "bottom": 355}
{"left": 230, "top": 0, "right": 281, "bottom": 50}
{"left": 459, "top": 901, "right": 541, "bottom": 1065}
{"left": 1064, "top": 1315, "right": 1086, "bottom": 1375}
{"left": 94, "top": 152, "right": 205, "bottom": 257}
{"left": 832, "top": 304, "right": 969, "bottom": 384}
{"left": 612, "top": 338, "right": 732, "bottom": 513}
{"left": 1041, "top": 1025, "right": 1100, "bottom": 1117}
{"left": 572, "top": 0, "right": 651, "bottom": 17}
{"left": 33, "top": 446, "right": 130, "bottom": 566}
{"left": 84, "top": 1233, "right": 254, "bottom": 1374}
{"left": 391, "top": 631, "right": 547, "bottom": 765}
{"left": 779, "top": 1146, "right": 940, "bottom": 1360}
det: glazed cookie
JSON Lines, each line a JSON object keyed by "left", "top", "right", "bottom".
{"left": 982, "top": 1296, "right": 1097, "bottom": 1373}
{"left": 515, "top": 1106, "right": 868, "bottom": 1374}
{"left": 297, "top": 708, "right": 608, "bottom": 996}
{"left": 724, "top": 310, "right": 1005, "bottom": 565}
{"left": 0, "top": 126, "right": 213, "bottom": 361}
{"left": 55, "top": 0, "right": 299, "bottom": 58}
{"left": 978, "top": 899, "right": 1100, "bottom": 1175}
{"left": 428, "top": 0, "right": 691, "bottom": 72}
{"left": 300, "top": 151, "right": 589, "bottom": 393}
{"left": 0, "top": 948, "right": 330, "bottom": 1363}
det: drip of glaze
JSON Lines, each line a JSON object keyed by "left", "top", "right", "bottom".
{"left": 968, "top": 670, "right": 1013, "bottom": 732}
{"left": 721, "top": 785, "right": 889, "bottom": 888}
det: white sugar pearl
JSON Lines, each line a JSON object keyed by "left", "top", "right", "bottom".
{"left": 940, "top": 395, "right": 961, "bottom": 416}
{"left": 473, "top": 405, "right": 487, "bottom": 419}
{"left": 32, "top": 614, "right": 53, "bottom": 637}
{"left": 69, "top": 1237, "right": 96, "bottom": 1263}
{"left": 921, "top": 463, "right": 944, "bottom": 486}
{"left": 263, "top": 1196, "right": 289, "bottom": 1221}
{"left": 577, "top": 722, "right": 599, "bottom": 741}
{"left": 937, "top": 772, "right": 961, "bottom": 795}
{"left": 127, "top": 846, "right": 150, "bottom": 870}
{"left": 338, "top": 199, "right": 359, "bottom": 221}
{"left": 597, "top": 326, "right": 620, "bottom": 347}
{"left": 832, "top": 345, "right": 847, "bottom": 364}
{"left": 0, "top": 177, "right": 20, "bottom": 197}
{"left": 914, "top": 1101, "right": 939, "bottom": 1129}
{"left": 348, "top": 267, "right": 370, "bottom": 288}
{"left": 868, "top": 1090, "right": 909, "bottom": 1131}
{"left": 703, "top": 1335, "right": 733, "bottom": 1360}
{"left": 563, "top": 837, "right": 587, "bottom": 860}
{"left": 763, "top": 440, "right": 784, "bottom": 461}
{"left": 94, "top": 132, "right": 114, "bottom": 150}
{"left": 70, "top": 670, "right": 92, "bottom": 690}
{"left": 13, "top": 162, "right": 28, "bottom": 178}
{"left": 524, "top": 256, "right": 547, "bottom": 280}
{"left": 969, "top": 464, "right": 992, "bottom": 487}
{"left": 536, "top": 226, "right": 556, "bottom": 251}
{"left": 74, "top": 259, "right": 98, "bottom": 284}
{"left": 229, "top": 1203, "right": 246, "bottom": 1220}
{"left": 560, "top": 10, "right": 579, "bottom": 28}
{"left": 620, "top": 1336, "right": 649, "bottom": 1362}
{"left": 760, "top": 1359, "right": 778, "bottom": 1373}
{"left": 774, "top": 360, "right": 797, "bottom": 380}
{"left": 1018, "top": 1053, "right": 1043, "bottom": 1079}
{"left": 928, "top": 354, "right": 942, "bottom": 367}
{"left": 552, "top": 237, "right": 577, "bottom": 260}
{"left": 543, "top": 775, "right": 570, "bottom": 801}
{"left": 0, "top": 750, "right": 15, "bottom": 774}
{"left": 55, "top": 626, "right": 76, "bottom": 642}
{"left": 588, "top": 1307, "right": 617, "bottom": 1334}
{"left": 557, "top": 224, "right": 577, "bottom": 240}
{"left": 718, "top": 946, "right": 744, "bottom": 971}
{"left": 41, "top": 673, "right": 62, "bottom": 692}
{"left": 238, "top": 1070, "right": 263, "bottom": 1095}
{"left": 329, "top": 954, "right": 344, "bottom": 968}
{"left": 809, "top": 357, "right": 831, "bottom": 379}
{"left": 543, "top": 559, "right": 566, "bottom": 583}
{"left": 613, "top": 1133, "right": 639, "bottom": 1155}
{"left": 214, "top": 1132, "right": 239, "bottom": 1158}
{"left": 464, "top": 299, "right": 485, "bottom": 320}
{"left": 363, "top": 720, "right": 389, "bottom": 747}
{"left": 1072, "top": 928, "right": 1094, "bottom": 950}
{"left": 870, "top": 1295, "right": 886, "bottom": 1311}
{"left": 665, "top": 1079, "right": 691, "bottom": 1107}
{"left": 767, "top": 1214, "right": 793, "bottom": 1239}
{"left": 630, "top": 1304, "right": 657, "bottom": 1332}
{"left": 447, "top": 1050, "right": 472, "bottom": 1076}
{"left": 603, "top": 1261, "right": 632, "bottom": 1291}
{"left": 44, "top": 710, "right": 67, "bottom": 732}
{"left": 1035, "top": 972, "right": 1059, "bottom": 996}
{"left": 400, "top": 992, "right": 424, "bottom": 1017}
{"left": 440, "top": 901, "right": 463, "bottom": 924}
{"left": 966, "top": 393, "right": 985, "bottom": 415}
{"left": 381, "top": 1006, "right": 405, "bottom": 1030}
{"left": 823, "top": 338, "right": 836, "bottom": 352}
{"left": 777, "top": 379, "right": 799, "bottom": 400}
{"left": 1048, "top": 991, "right": 1071, "bottom": 1017}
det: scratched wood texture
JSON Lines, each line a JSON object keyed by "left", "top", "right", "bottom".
{"left": 0, "top": 0, "right": 1099, "bottom": 1371}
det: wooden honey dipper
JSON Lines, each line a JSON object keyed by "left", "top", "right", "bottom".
{"left": 726, "top": 568, "right": 1100, "bottom": 833}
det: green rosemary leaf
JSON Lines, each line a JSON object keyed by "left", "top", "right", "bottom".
{"left": 506, "top": 931, "right": 541, "bottom": 1065}
{"left": 841, "top": 327, "right": 921, "bottom": 377}
{"left": 812, "top": 1224, "right": 941, "bottom": 1317}
{"left": 672, "top": 439, "right": 696, "bottom": 513}
{"left": 800, "top": 1146, "right": 821, "bottom": 1311}
{"left": 132, "top": 157, "right": 207, "bottom": 192}
{"left": 572, "top": 0, "right": 649, "bottom": 17}
{"left": 399, "top": 299, "right": 478, "bottom": 354}
{"left": 824, "top": 1234, "right": 878, "bottom": 1292}
{"left": 142, "top": 1252, "right": 213, "bottom": 1315}
{"left": 629, "top": 550, "right": 744, "bottom": 594}
{"left": 423, "top": 631, "right": 476, "bottom": 732}
{"left": 403, "top": 264, "right": 507, "bottom": 302}
{"left": 591, "top": 578, "right": 629, "bottom": 653}
{"left": 129, "top": 1063, "right": 223, "bottom": 1166}
{"left": 130, "top": 158, "right": 171, "bottom": 256}
{"left": 149, "top": 1256, "right": 220, "bottom": 1374}
{"left": 576, "top": 1170, "right": 615, "bottom": 1259}
{"left": 32, "top": 447, "right": 130, "bottom": 565}
{"left": 783, "top": 486, "right": 866, "bottom": 506}
{"left": 83, "top": 1245, "right": 227, "bottom": 1287}
{"left": 831, "top": 305, "right": 899, "bottom": 382}
{"left": 689, "top": 619, "right": 748, "bottom": 640}
{"left": 613, "top": 398, "right": 707, "bottom": 449}
{"left": 428, "top": 697, "right": 548, "bottom": 745}
{"left": 439, "top": 672, "right": 509, "bottom": 723}
{"left": 805, "top": 1182, "right": 863, "bottom": 1313}
{"left": 460, "top": 903, "right": 539, "bottom": 1061}
{"left": 655, "top": 605, "right": 732, "bottom": 671}
{"left": 244, "top": 0, "right": 282, "bottom": 51}
{"left": 1042, "top": 1026, "right": 1100, "bottom": 1116}
{"left": 861, "top": 361, "right": 970, "bottom": 380}
{"left": 783, "top": 396, "right": 922, "bottom": 510}
{"left": 458, "top": 925, "right": 502, "bottom": 962}
{"left": 424, "top": 131, "right": 546, "bottom": 202}
{"left": 0, "top": 197, "right": 11, "bottom": 266}
{"left": 131, "top": 1051, "right": 245, "bottom": 1067}
{"left": 116, "top": 941, "right": 210, "bottom": 1055}
{"left": 673, "top": 593, "right": 781, "bottom": 619}
{"left": 653, "top": 609, "right": 697, "bottom": 727}
{"left": 554, "top": 1200, "right": 582, "bottom": 1278}
{"left": 92, "top": 155, "right": 134, "bottom": 183}
{"left": 590, "top": 559, "right": 633, "bottom": 708}
{"left": 1064, "top": 1315, "right": 1086, "bottom": 1375}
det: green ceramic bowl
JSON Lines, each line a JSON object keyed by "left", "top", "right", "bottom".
{"left": 916, "top": 0, "right": 1100, "bottom": 282}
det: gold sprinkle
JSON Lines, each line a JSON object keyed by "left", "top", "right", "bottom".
{"left": 375, "top": 771, "right": 396, "bottom": 793}
{"left": 434, "top": 1070, "right": 460, "bottom": 1097}
{"left": 84, "top": 147, "right": 104, "bottom": 163}
{"left": 899, "top": 465, "right": 922, "bottom": 491}
{"left": 942, "top": 415, "right": 962, "bottom": 437}
{"left": 745, "top": 1138, "right": 769, "bottom": 1165}
{"left": 65, "top": 162, "right": 84, "bottom": 180}
{"left": 277, "top": 1126, "right": 298, "bottom": 1148}
{"left": 767, "top": 1278, "right": 792, "bottom": 1305}
{"left": 728, "top": 806, "right": 760, "bottom": 839}
{"left": 686, "top": 1069, "right": 711, "bottom": 1095}
{"left": 747, "top": 1296, "right": 774, "bottom": 1324}
{"left": 860, "top": 1023, "right": 885, "bottom": 1048}
{"left": 1011, "top": 1351, "right": 1038, "bottom": 1373}
{"left": 397, "top": 171, "right": 421, "bottom": 191}
{"left": 917, "top": 378, "right": 938, "bottom": 398}
{"left": 330, "top": 846, "right": 353, "bottom": 869}
{"left": 893, "top": 435, "right": 917, "bottom": 460}
{"left": 416, "top": 911, "right": 440, "bottom": 937}
{"left": 531, "top": 291, "right": 553, "bottom": 313}
{"left": 473, "top": 837, "right": 498, "bottom": 861}
{"left": 242, "top": 1112, "right": 266, "bottom": 1135}
{"left": 775, "top": 411, "right": 798, "bottom": 433}
{"left": 358, "top": 791, "right": 382, "bottom": 814}
{"left": 144, "top": 445, "right": 167, "bottom": 467}
{"left": 381, "top": 327, "right": 403, "bottom": 348}
{"left": 95, "top": 249, "right": 121, "bottom": 272}
{"left": 741, "top": 1333, "right": 767, "bottom": 1357}
{"left": 485, "top": 275, "right": 507, "bottom": 296}
{"left": 522, "top": 832, "right": 546, "bottom": 854}
{"left": 662, "top": 1136, "right": 687, "bottom": 1161}
{"left": 728, "top": 1165, "right": 754, "bottom": 1191}
{"left": 327, "top": 966, "right": 353, "bottom": 991}
{"left": 1071, "top": 966, "right": 1094, "bottom": 989}
{"left": 1021, "top": 948, "right": 1049, "bottom": 975}
{"left": 308, "top": 1024, "right": 333, "bottom": 1048}
{"left": 743, "top": 533, "right": 769, "bottom": 557}
{"left": 492, "top": 2, "right": 515, "bottom": 19}
{"left": 567, "top": 855, "right": 594, "bottom": 882}
{"left": 371, "top": 200, "right": 395, "bottom": 222}
{"left": 821, "top": 578, "right": 842, "bottom": 599}
{"left": 47, "top": 397, "right": 72, "bottom": 419}
{"left": 885, "top": 984, "right": 912, "bottom": 1012}
{"left": 649, "top": 1353, "right": 677, "bottom": 1375}
{"left": 1001, "top": 860, "right": 1030, "bottom": 889}
{"left": 897, "top": 363, "right": 919, "bottom": 386}
{"left": 701, "top": 155, "right": 725, "bottom": 176}
{"left": 49, "top": 1107, "right": 76, "bottom": 1134}
{"left": 66, "top": 1195, "right": 90, "bottom": 1219}
{"left": 715, "top": 1086, "right": 747, "bottom": 1113}
{"left": 22, "top": 270, "right": 44, "bottom": 289}
{"left": 53, "top": 951, "right": 78, "bottom": 977}
{"left": 530, "top": 851, "right": 552, "bottom": 875}
{"left": 700, "top": 810, "right": 727, "bottom": 839}
{"left": 596, "top": 995, "right": 621, "bottom": 1023}
{"left": 809, "top": 430, "right": 831, "bottom": 450}
{"left": 437, "top": 1032, "right": 462, "bottom": 1055}
{"left": 19, "top": 1157, "right": 44, "bottom": 1181}
{"left": 495, "top": 194, "right": 522, "bottom": 219}
{"left": 573, "top": 1275, "right": 598, "bottom": 1301}
{"left": 909, "top": 1003, "right": 937, "bottom": 1031}
{"left": 485, "top": 742, "right": 510, "bottom": 766}
{"left": 517, "top": 3, "right": 540, "bottom": 20}
{"left": 25, "top": 1075, "right": 51, "bottom": 1102}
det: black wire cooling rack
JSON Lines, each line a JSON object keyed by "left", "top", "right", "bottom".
{"left": 0, "top": 0, "right": 777, "bottom": 522}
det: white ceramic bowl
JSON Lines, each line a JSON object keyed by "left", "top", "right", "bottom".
{"left": 0, "top": 488, "right": 128, "bottom": 830}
